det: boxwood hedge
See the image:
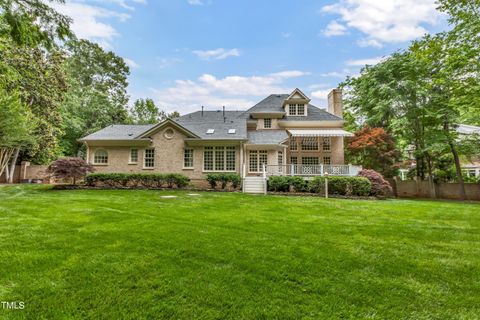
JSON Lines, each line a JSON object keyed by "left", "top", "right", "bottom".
{"left": 85, "top": 173, "right": 190, "bottom": 189}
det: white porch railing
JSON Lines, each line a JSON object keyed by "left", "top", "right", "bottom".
{"left": 264, "top": 164, "right": 362, "bottom": 177}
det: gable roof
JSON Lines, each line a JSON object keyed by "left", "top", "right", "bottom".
{"left": 176, "top": 110, "right": 248, "bottom": 140}
{"left": 242, "top": 94, "right": 342, "bottom": 121}
{"left": 286, "top": 88, "right": 310, "bottom": 102}
{"left": 137, "top": 118, "right": 200, "bottom": 139}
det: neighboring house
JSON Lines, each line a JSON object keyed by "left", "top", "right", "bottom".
{"left": 399, "top": 124, "right": 480, "bottom": 180}
{"left": 80, "top": 88, "right": 359, "bottom": 191}
{"left": 458, "top": 124, "right": 480, "bottom": 178}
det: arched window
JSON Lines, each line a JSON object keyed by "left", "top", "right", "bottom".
{"left": 94, "top": 149, "right": 108, "bottom": 164}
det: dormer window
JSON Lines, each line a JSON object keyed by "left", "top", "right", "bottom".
{"left": 288, "top": 104, "right": 306, "bottom": 116}
{"left": 206, "top": 129, "right": 215, "bottom": 134}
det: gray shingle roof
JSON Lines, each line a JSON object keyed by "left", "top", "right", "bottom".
{"left": 176, "top": 110, "right": 247, "bottom": 140}
{"left": 80, "top": 91, "right": 343, "bottom": 142}
{"left": 247, "top": 130, "right": 288, "bottom": 145}
{"left": 80, "top": 124, "right": 155, "bottom": 141}
{"left": 242, "top": 94, "right": 342, "bottom": 121}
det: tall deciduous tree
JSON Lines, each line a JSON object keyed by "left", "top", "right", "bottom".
{"left": 0, "top": 88, "right": 34, "bottom": 179}
{"left": 129, "top": 98, "right": 180, "bottom": 124}
{"left": 61, "top": 39, "right": 130, "bottom": 156}
{"left": 0, "top": 39, "right": 68, "bottom": 164}
{"left": 0, "top": 0, "right": 72, "bottom": 48}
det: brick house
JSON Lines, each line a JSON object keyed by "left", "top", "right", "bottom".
{"left": 80, "top": 88, "right": 360, "bottom": 192}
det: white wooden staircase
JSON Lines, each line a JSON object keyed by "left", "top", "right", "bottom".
{"left": 242, "top": 176, "right": 266, "bottom": 194}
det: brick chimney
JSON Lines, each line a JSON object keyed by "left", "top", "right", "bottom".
{"left": 327, "top": 89, "right": 343, "bottom": 118}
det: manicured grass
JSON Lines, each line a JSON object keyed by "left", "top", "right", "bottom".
{"left": 0, "top": 185, "right": 479, "bottom": 319}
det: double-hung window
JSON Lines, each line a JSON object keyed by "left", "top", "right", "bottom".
{"left": 203, "top": 146, "right": 236, "bottom": 171}
{"left": 302, "top": 157, "right": 319, "bottom": 165}
{"left": 322, "top": 137, "right": 331, "bottom": 151}
{"left": 129, "top": 149, "right": 138, "bottom": 164}
{"left": 144, "top": 148, "right": 155, "bottom": 168}
{"left": 288, "top": 104, "right": 306, "bottom": 116}
{"left": 301, "top": 137, "right": 319, "bottom": 151}
{"left": 290, "top": 139, "right": 297, "bottom": 151}
{"left": 184, "top": 149, "right": 194, "bottom": 168}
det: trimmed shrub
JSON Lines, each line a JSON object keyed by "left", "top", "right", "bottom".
{"left": 308, "top": 177, "right": 325, "bottom": 193}
{"left": 290, "top": 176, "right": 308, "bottom": 192}
{"left": 358, "top": 169, "right": 392, "bottom": 196}
{"left": 206, "top": 173, "right": 242, "bottom": 190}
{"left": 308, "top": 176, "right": 371, "bottom": 196}
{"left": 268, "top": 176, "right": 291, "bottom": 192}
{"left": 206, "top": 174, "right": 218, "bottom": 189}
{"left": 229, "top": 174, "right": 242, "bottom": 189}
{"left": 85, "top": 173, "right": 190, "bottom": 189}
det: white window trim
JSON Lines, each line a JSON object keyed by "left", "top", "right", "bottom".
{"left": 263, "top": 118, "right": 272, "bottom": 129}
{"left": 143, "top": 148, "right": 155, "bottom": 169}
{"left": 93, "top": 149, "right": 108, "bottom": 165}
{"left": 248, "top": 150, "right": 268, "bottom": 173}
{"left": 287, "top": 104, "right": 307, "bottom": 116}
{"left": 129, "top": 148, "right": 138, "bottom": 164}
{"left": 203, "top": 146, "right": 236, "bottom": 172}
{"left": 183, "top": 149, "right": 194, "bottom": 170}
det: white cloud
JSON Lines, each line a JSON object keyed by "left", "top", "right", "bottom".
{"left": 321, "top": 0, "right": 439, "bottom": 47}
{"left": 51, "top": 0, "right": 145, "bottom": 48}
{"left": 192, "top": 48, "right": 241, "bottom": 60}
{"left": 150, "top": 70, "right": 308, "bottom": 113}
{"left": 320, "top": 69, "right": 352, "bottom": 78}
{"left": 322, "top": 21, "right": 347, "bottom": 37}
{"left": 311, "top": 89, "right": 335, "bottom": 109}
{"left": 157, "top": 57, "right": 182, "bottom": 69}
{"left": 346, "top": 56, "right": 385, "bottom": 66}
{"left": 124, "top": 58, "right": 139, "bottom": 69}
{"left": 188, "top": 0, "right": 204, "bottom": 5}
{"left": 357, "top": 38, "right": 382, "bottom": 48}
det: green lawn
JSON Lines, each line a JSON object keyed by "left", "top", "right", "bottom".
{"left": 0, "top": 185, "right": 479, "bottom": 319}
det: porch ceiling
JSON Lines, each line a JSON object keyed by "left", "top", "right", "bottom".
{"left": 288, "top": 129, "right": 354, "bottom": 137}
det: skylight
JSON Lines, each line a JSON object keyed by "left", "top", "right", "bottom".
{"left": 206, "top": 129, "right": 215, "bottom": 134}
{"left": 228, "top": 129, "right": 236, "bottom": 134}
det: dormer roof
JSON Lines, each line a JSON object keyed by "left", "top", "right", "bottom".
{"left": 284, "top": 88, "right": 311, "bottom": 104}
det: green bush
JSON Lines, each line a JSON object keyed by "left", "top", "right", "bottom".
{"left": 290, "top": 176, "right": 308, "bottom": 192}
{"left": 85, "top": 173, "right": 190, "bottom": 189}
{"left": 206, "top": 173, "right": 242, "bottom": 190}
{"left": 308, "top": 177, "right": 325, "bottom": 193}
{"left": 306, "top": 176, "right": 372, "bottom": 196}
{"left": 268, "top": 176, "right": 291, "bottom": 192}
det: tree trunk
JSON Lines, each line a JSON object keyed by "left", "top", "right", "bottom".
{"left": 449, "top": 141, "right": 467, "bottom": 200}
{"left": 7, "top": 148, "right": 20, "bottom": 183}
{"left": 0, "top": 148, "right": 14, "bottom": 178}
{"left": 443, "top": 120, "right": 466, "bottom": 200}
{"left": 425, "top": 152, "right": 436, "bottom": 199}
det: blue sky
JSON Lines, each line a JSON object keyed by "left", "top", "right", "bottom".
{"left": 54, "top": 0, "right": 447, "bottom": 114}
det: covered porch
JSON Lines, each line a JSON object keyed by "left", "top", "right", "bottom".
{"left": 241, "top": 129, "right": 361, "bottom": 178}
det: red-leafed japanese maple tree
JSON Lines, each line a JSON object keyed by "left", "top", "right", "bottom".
{"left": 347, "top": 126, "right": 400, "bottom": 178}
{"left": 46, "top": 157, "right": 94, "bottom": 185}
